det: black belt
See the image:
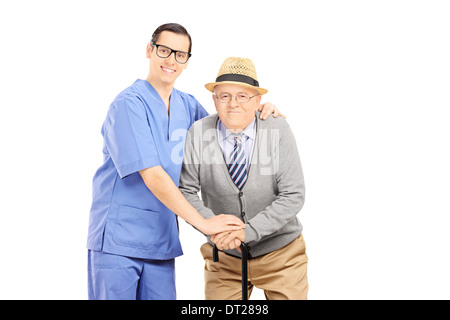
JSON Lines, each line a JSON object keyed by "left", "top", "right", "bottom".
{"left": 213, "top": 243, "right": 248, "bottom": 300}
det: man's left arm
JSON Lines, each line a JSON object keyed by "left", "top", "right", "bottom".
{"left": 244, "top": 121, "right": 305, "bottom": 243}
{"left": 258, "top": 102, "right": 286, "bottom": 119}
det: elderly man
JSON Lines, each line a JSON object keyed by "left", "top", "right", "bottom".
{"left": 179, "top": 57, "right": 308, "bottom": 300}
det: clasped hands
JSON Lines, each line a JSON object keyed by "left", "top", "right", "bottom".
{"left": 211, "top": 228, "right": 245, "bottom": 253}
{"left": 203, "top": 214, "right": 246, "bottom": 252}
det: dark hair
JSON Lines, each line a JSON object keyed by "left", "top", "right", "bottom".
{"left": 151, "top": 23, "right": 192, "bottom": 53}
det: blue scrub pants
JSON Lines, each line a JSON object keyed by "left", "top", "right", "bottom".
{"left": 87, "top": 250, "right": 176, "bottom": 300}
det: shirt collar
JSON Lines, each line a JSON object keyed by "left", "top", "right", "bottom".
{"left": 218, "top": 117, "right": 257, "bottom": 142}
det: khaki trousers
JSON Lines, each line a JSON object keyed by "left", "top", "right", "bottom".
{"left": 200, "top": 234, "right": 308, "bottom": 300}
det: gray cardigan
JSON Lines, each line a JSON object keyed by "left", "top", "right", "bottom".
{"left": 179, "top": 112, "right": 305, "bottom": 258}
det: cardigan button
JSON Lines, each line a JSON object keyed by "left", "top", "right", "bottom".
{"left": 239, "top": 192, "right": 243, "bottom": 197}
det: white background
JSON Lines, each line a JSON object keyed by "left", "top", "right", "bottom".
{"left": 0, "top": 0, "right": 449, "bottom": 300}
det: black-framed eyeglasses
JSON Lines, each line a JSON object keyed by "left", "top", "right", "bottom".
{"left": 214, "top": 93, "right": 260, "bottom": 104}
{"left": 151, "top": 42, "right": 191, "bottom": 64}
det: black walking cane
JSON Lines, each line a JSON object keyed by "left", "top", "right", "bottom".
{"left": 213, "top": 243, "right": 248, "bottom": 300}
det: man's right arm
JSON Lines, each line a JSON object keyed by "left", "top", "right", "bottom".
{"left": 179, "top": 131, "right": 217, "bottom": 226}
{"left": 140, "top": 165, "right": 243, "bottom": 235}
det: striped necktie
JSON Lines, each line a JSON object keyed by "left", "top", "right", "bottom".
{"left": 228, "top": 134, "right": 248, "bottom": 189}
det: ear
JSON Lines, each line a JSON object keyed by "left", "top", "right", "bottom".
{"left": 212, "top": 94, "right": 219, "bottom": 111}
{"left": 146, "top": 43, "right": 153, "bottom": 59}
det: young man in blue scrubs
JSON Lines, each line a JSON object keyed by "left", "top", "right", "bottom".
{"left": 86, "top": 23, "right": 282, "bottom": 300}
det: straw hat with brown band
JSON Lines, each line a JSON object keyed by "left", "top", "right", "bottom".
{"left": 205, "top": 57, "right": 268, "bottom": 95}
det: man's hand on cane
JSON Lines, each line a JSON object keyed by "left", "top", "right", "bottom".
{"left": 211, "top": 229, "right": 245, "bottom": 252}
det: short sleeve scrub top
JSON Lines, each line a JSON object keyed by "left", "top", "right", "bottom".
{"left": 87, "top": 79, "right": 208, "bottom": 260}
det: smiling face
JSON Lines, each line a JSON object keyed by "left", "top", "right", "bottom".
{"left": 213, "top": 83, "right": 262, "bottom": 133}
{"left": 146, "top": 31, "right": 190, "bottom": 87}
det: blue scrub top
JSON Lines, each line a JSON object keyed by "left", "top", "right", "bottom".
{"left": 87, "top": 79, "right": 209, "bottom": 260}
